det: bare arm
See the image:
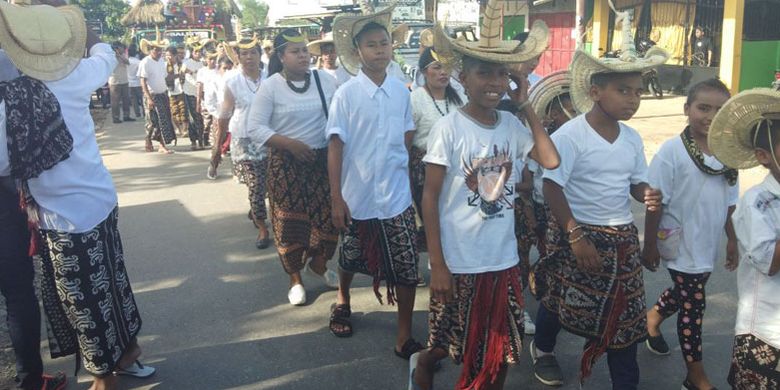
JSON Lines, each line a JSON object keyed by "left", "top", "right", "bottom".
{"left": 524, "top": 106, "right": 560, "bottom": 170}
{"left": 422, "top": 163, "right": 454, "bottom": 303}
{"left": 328, "top": 136, "right": 351, "bottom": 230}
{"left": 544, "top": 179, "right": 601, "bottom": 271}
{"left": 770, "top": 242, "right": 780, "bottom": 277}
{"left": 631, "top": 182, "right": 663, "bottom": 212}
{"left": 724, "top": 205, "right": 739, "bottom": 271}
{"left": 404, "top": 131, "right": 415, "bottom": 152}
{"left": 642, "top": 207, "right": 662, "bottom": 271}
{"left": 218, "top": 88, "right": 236, "bottom": 137}
{"left": 265, "top": 135, "right": 314, "bottom": 162}
{"left": 516, "top": 165, "right": 534, "bottom": 193}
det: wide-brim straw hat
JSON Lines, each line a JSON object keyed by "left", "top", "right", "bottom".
{"left": 222, "top": 42, "right": 239, "bottom": 65}
{"left": 432, "top": 0, "right": 549, "bottom": 69}
{"left": 419, "top": 28, "right": 433, "bottom": 48}
{"left": 140, "top": 36, "right": 170, "bottom": 55}
{"left": 392, "top": 23, "right": 409, "bottom": 48}
{"left": 0, "top": 1, "right": 86, "bottom": 81}
{"left": 308, "top": 32, "right": 334, "bottom": 56}
{"left": 529, "top": 70, "right": 576, "bottom": 119}
{"left": 708, "top": 88, "right": 780, "bottom": 169}
{"left": 569, "top": 8, "right": 669, "bottom": 113}
{"left": 332, "top": 4, "right": 395, "bottom": 76}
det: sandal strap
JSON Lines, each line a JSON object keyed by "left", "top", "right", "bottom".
{"left": 331, "top": 304, "right": 351, "bottom": 319}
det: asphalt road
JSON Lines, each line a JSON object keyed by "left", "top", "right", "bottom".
{"left": 38, "top": 98, "right": 744, "bottom": 390}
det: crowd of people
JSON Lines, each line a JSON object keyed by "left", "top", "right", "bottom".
{"left": 0, "top": 0, "right": 778, "bottom": 390}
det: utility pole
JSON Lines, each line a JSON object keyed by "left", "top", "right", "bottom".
{"left": 575, "top": 0, "right": 585, "bottom": 49}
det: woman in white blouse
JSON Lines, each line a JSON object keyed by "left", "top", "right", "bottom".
{"left": 247, "top": 29, "right": 339, "bottom": 306}
{"left": 219, "top": 38, "right": 270, "bottom": 249}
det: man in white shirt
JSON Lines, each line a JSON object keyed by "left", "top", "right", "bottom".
{"left": 183, "top": 46, "right": 205, "bottom": 149}
{"left": 139, "top": 39, "right": 176, "bottom": 153}
{"left": 167, "top": 46, "right": 189, "bottom": 141}
{"left": 308, "top": 34, "right": 352, "bottom": 87}
{"left": 127, "top": 44, "right": 143, "bottom": 118}
{"left": 196, "top": 50, "right": 218, "bottom": 147}
{"left": 108, "top": 41, "right": 134, "bottom": 124}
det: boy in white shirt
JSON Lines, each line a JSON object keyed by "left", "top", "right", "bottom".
{"left": 532, "top": 14, "right": 668, "bottom": 388}
{"left": 409, "top": 13, "right": 559, "bottom": 389}
{"left": 138, "top": 37, "right": 176, "bottom": 154}
{"left": 196, "top": 49, "right": 218, "bottom": 148}
{"left": 166, "top": 46, "right": 189, "bottom": 140}
{"left": 642, "top": 79, "right": 738, "bottom": 390}
{"left": 183, "top": 42, "right": 205, "bottom": 149}
{"left": 127, "top": 44, "right": 143, "bottom": 118}
{"left": 326, "top": 8, "right": 422, "bottom": 358}
{"left": 708, "top": 88, "right": 780, "bottom": 390}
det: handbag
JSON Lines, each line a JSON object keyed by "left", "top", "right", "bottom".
{"left": 312, "top": 70, "right": 328, "bottom": 119}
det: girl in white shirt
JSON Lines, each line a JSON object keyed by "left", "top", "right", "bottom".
{"left": 709, "top": 88, "right": 780, "bottom": 390}
{"left": 247, "top": 29, "right": 340, "bottom": 306}
{"left": 219, "top": 38, "right": 269, "bottom": 250}
{"left": 643, "top": 79, "right": 737, "bottom": 390}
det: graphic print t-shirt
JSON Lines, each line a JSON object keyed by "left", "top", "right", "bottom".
{"left": 424, "top": 109, "right": 535, "bottom": 274}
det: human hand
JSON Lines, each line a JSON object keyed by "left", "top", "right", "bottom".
{"left": 331, "top": 196, "right": 351, "bottom": 231}
{"left": 146, "top": 96, "right": 154, "bottom": 110}
{"left": 725, "top": 239, "right": 739, "bottom": 271}
{"left": 571, "top": 236, "right": 600, "bottom": 272}
{"left": 644, "top": 187, "right": 663, "bottom": 212}
{"left": 507, "top": 74, "right": 529, "bottom": 106}
{"left": 641, "top": 242, "right": 661, "bottom": 272}
{"left": 430, "top": 264, "right": 454, "bottom": 304}
{"left": 286, "top": 139, "right": 315, "bottom": 162}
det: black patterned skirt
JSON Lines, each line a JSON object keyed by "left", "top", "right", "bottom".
{"left": 728, "top": 334, "right": 780, "bottom": 389}
{"left": 38, "top": 207, "right": 142, "bottom": 376}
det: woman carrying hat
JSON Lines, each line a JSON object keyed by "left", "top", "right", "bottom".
{"left": 247, "top": 29, "right": 340, "bottom": 305}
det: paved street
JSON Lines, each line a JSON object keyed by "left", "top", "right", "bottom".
{"left": 33, "top": 96, "right": 754, "bottom": 389}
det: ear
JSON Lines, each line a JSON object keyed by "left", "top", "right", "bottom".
{"left": 588, "top": 85, "right": 601, "bottom": 103}
{"left": 683, "top": 103, "right": 690, "bottom": 117}
{"left": 756, "top": 148, "right": 773, "bottom": 166}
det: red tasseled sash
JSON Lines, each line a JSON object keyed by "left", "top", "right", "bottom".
{"left": 356, "top": 220, "right": 396, "bottom": 305}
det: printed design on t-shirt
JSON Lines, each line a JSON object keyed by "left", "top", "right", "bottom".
{"left": 462, "top": 142, "right": 515, "bottom": 217}
{"left": 755, "top": 191, "right": 780, "bottom": 212}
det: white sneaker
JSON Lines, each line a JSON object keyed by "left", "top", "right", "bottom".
{"left": 305, "top": 262, "right": 340, "bottom": 289}
{"left": 287, "top": 284, "right": 306, "bottom": 306}
{"left": 523, "top": 309, "right": 536, "bottom": 335}
{"left": 114, "top": 360, "right": 156, "bottom": 378}
{"left": 408, "top": 352, "right": 421, "bottom": 390}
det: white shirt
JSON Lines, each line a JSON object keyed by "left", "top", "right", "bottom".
{"left": 410, "top": 86, "right": 465, "bottom": 150}
{"left": 732, "top": 174, "right": 780, "bottom": 349}
{"left": 249, "top": 71, "right": 336, "bottom": 149}
{"left": 30, "top": 43, "right": 118, "bottom": 232}
{"left": 223, "top": 70, "right": 262, "bottom": 138}
{"left": 319, "top": 66, "right": 352, "bottom": 87}
{"left": 167, "top": 62, "right": 184, "bottom": 96}
{"left": 543, "top": 114, "right": 648, "bottom": 226}
{"left": 0, "top": 51, "right": 20, "bottom": 177}
{"left": 527, "top": 158, "right": 545, "bottom": 204}
{"left": 424, "top": 109, "right": 534, "bottom": 274}
{"left": 326, "top": 70, "right": 415, "bottom": 220}
{"left": 138, "top": 55, "right": 168, "bottom": 94}
{"left": 203, "top": 70, "right": 228, "bottom": 118}
{"left": 109, "top": 56, "right": 128, "bottom": 85}
{"left": 648, "top": 136, "right": 739, "bottom": 273}
{"left": 127, "top": 56, "right": 141, "bottom": 87}
{"left": 182, "top": 58, "right": 203, "bottom": 96}
{"left": 387, "top": 61, "right": 409, "bottom": 84}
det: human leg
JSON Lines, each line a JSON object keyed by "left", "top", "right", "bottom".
{"left": 119, "top": 84, "right": 132, "bottom": 120}
{"left": 668, "top": 271, "right": 713, "bottom": 389}
{"left": 606, "top": 342, "right": 639, "bottom": 390}
{"left": 184, "top": 94, "right": 204, "bottom": 147}
{"left": 109, "top": 84, "right": 121, "bottom": 122}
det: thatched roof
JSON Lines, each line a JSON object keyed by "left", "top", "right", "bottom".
{"left": 121, "top": 0, "right": 165, "bottom": 27}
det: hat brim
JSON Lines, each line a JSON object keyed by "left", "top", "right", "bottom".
{"left": 140, "top": 38, "right": 170, "bottom": 55}
{"left": 709, "top": 88, "right": 780, "bottom": 169}
{"left": 222, "top": 42, "right": 239, "bottom": 65}
{"left": 307, "top": 38, "right": 334, "bottom": 56}
{"left": 569, "top": 46, "right": 669, "bottom": 114}
{"left": 333, "top": 5, "right": 395, "bottom": 76}
{"left": 529, "top": 70, "right": 576, "bottom": 119}
{"left": 0, "top": 4, "right": 86, "bottom": 81}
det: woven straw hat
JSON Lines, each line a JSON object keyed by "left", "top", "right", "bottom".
{"left": 0, "top": 0, "right": 86, "bottom": 81}
{"left": 392, "top": 23, "right": 409, "bottom": 48}
{"left": 431, "top": 0, "right": 548, "bottom": 69}
{"left": 308, "top": 32, "right": 334, "bottom": 57}
{"left": 419, "top": 28, "right": 433, "bottom": 48}
{"left": 529, "top": 70, "right": 577, "bottom": 119}
{"left": 332, "top": 4, "right": 395, "bottom": 76}
{"left": 708, "top": 88, "right": 780, "bottom": 169}
{"left": 569, "top": 10, "right": 668, "bottom": 113}
{"left": 222, "top": 41, "right": 239, "bottom": 65}
{"left": 140, "top": 27, "right": 170, "bottom": 55}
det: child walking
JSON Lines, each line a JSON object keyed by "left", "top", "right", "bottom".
{"left": 409, "top": 12, "right": 558, "bottom": 390}
{"left": 642, "top": 79, "right": 738, "bottom": 390}
{"left": 709, "top": 88, "right": 780, "bottom": 390}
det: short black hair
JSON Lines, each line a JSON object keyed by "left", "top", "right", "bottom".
{"left": 353, "top": 22, "right": 389, "bottom": 47}
{"left": 320, "top": 42, "right": 335, "bottom": 52}
{"left": 128, "top": 44, "right": 138, "bottom": 57}
{"left": 591, "top": 71, "right": 642, "bottom": 87}
{"left": 685, "top": 78, "right": 730, "bottom": 105}
{"left": 166, "top": 46, "right": 178, "bottom": 55}
{"left": 752, "top": 119, "right": 780, "bottom": 152}
{"left": 218, "top": 55, "right": 233, "bottom": 67}
{"left": 546, "top": 92, "right": 571, "bottom": 114}
{"left": 460, "top": 55, "right": 503, "bottom": 73}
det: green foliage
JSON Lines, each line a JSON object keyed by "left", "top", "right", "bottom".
{"left": 238, "top": 0, "right": 269, "bottom": 28}
{"left": 72, "top": 0, "right": 130, "bottom": 41}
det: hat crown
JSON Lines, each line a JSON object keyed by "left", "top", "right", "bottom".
{"left": 1, "top": 4, "right": 72, "bottom": 55}
{"left": 479, "top": 0, "right": 503, "bottom": 49}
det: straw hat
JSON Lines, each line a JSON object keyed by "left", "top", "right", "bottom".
{"left": 308, "top": 32, "right": 334, "bottom": 56}
{"left": 222, "top": 42, "right": 239, "bottom": 65}
{"left": 140, "top": 27, "right": 170, "bottom": 55}
{"left": 569, "top": 10, "right": 669, "bottom": 113}
{"left": 529, "top": 70, "right": 577, "bottom": 119}
{"left": 419, "top": 28, "right": 433, "bottom": 48}
{"left": 0, "top": 0, "right": 86, "bottom": 81}
{"left": 234, "top": 34, "right": 260, "bottom": 50}
{"left": 708, "top": 88, "right": 780, "bottom": 169}
{"left": 332, "top": 4, "right": 395, "bottom": 76}
{"left": 392, "top": 23, "right": 409, "bottom": 48}
{"left": 262, "top": 39, "right": 273, "bottom": 50}
{"left": 431, "top": 0, "right": 549, "bottom": 69}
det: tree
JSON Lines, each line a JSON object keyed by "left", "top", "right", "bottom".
{"left": 238, "top": 0, "right": 269, "bottom": 28}
{"left": 72, "top": 0, "right": 130, "bottom": 41}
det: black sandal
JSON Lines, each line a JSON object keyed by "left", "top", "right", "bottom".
{"left": 329, "top": 304, "right": 352, "bottom": 338}
{"left": 394, "top": 338, "right": 424, "bottom": 360}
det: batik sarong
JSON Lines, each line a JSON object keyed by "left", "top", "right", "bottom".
{"left": 231, "top": 137, "right": 267, "bottom": 222}
{"left": 514, "top": 193, "right": 536, "bottom": 285}
{"left": 339, "top": 206, "right": 419, "bottom": 304}
{"left": 169, "top": 93, "right": 187, "bottom": 125}
{"left": 184, "top": 94, "right": 204, "bottom": 145}
{"left": 428, "top": 266, "right": 525, "bottom": 390}
{"left": 266, "top": 147, "right": 338, "bottom": 274}
{"left": 409, "top": 146, "right": 427, "bottom": 215}
{"left": 38, "top": 207, "right": 142, "bottom": 376}
{"left": 201, "top": 109, "right": 213, "bottom": 146}
{"left": 145, "top": 93, "right": 176, "bottom": 145}
{"left": 728, "top": 334, "right": 780, "bottom": 389}
{"left": 541, "top": 219, "right": 646, "bottom": 382}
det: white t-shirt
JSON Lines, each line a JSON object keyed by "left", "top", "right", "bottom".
{"left": 182, "top": 58, "right": 203, "bottom": 96}
{"left": 127, "top": 56, "right": 141, "bottom": 87}
{"left": 410, "top": 86, "right": 465, "bottom": 150}
{"left": 223, "top": 70, "right": 263, "bottom": 138}
{"left": 732, "top": 174, "right": 780, "bottom": 349}
{"left": 109, "top": 57, "right": 128, "bottom": 85}
{"left": 325, "top": 70, "right": 415, "bottom": 220}
{"left": 167, "top": 62, "right": 184, "bottom": 96}
{"left": 202, "top": 70, "right": 228, "bottom": 118}
{"left": 648, "top": 136, "right": 739, "bottom": 273}
{"left": 319, "top": 66, "right": 352, "bottom": 87}
{"left": 249, "top": 71, "right": 337, "bottom": 150}
{"left": 138, "top": 55, "right": 168, "bottom": 94}
{"left": 543, "top": 114, "right": 648, "bottom": 226}
{"left": 527, "top": 158, "right": 545, "bottom": 204}
{"left": 424, "top": 109, "right": 534, "bottom": 274}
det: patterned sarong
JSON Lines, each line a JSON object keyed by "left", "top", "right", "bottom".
{"left": 541, "top": 218, "right": 646, "bottom": 383}
{"left": 145, "top": 93, "right": 176, "bottom": 145}
{"left": 409, "top": 146, "right": 427, "bottom": 213}
{"left": 339, "top": 206, "right": 419, "bottom": 304}
{"left": 728, "top": 334, "right": 780, "bottom": 389}
{"left": 184, "top": 94, "right": 204, "bottom": 144}
{"left": 38, "top": 207, "right": 142, "bottom": 376}
{"left": 169, "top": 94, "right": 187, "bottom": 125}
{"left": 428, "top": 266, "right": 525, "bottom": 390}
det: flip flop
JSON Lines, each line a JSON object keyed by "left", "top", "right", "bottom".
{"left": 395, "top": 338, "right": 424, "bottom": 360}
{"left": 255, "top": 237, "right": 271, "bottom": 249}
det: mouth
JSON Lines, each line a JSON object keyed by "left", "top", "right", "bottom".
{"left": 484, "top": 91, "right": 501, "bottom": 99}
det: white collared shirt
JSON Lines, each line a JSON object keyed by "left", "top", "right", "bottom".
{"left": 325, "top": 70, "right": 415, "bottom": 220}
{"left": 138, "top": 55, "right": 168, "bottom": 94}
{"left": 733, "top": 173, "right": 780, "bottom": 349}
{"left": 182, "top": 58, "right": 203, "bottom": 96}
{"left": 127, "top": 56, "right": 141, "bottom": 87}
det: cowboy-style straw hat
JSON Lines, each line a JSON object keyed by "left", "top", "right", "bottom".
{"left": 392, "top": 23, "right": 409, "bottom": 48}
{"left": 708, "top": 88, "right": 780, "bottom": 169}
{"left": 569, "top": 9, "right": 669, "bottom": 113}
{"left": 431, "top": 0, "right": 549, "bottom": 69}
{"left": 139, "top": 27, "right": 170, "bottom": 55}
{"left": 332, "top": 4, "right": 395, "bottom": 76}
{"left": 308, "top": 32, "right": 334, "bottom": 57}
{"left": 222, "top": 41, "right": 239, "bottom": 64}
{"left": 529, "top": 70, "right": 577, "bottom": 119}
{"left": 0, "top": 0, "right": 86, "bottom": 81}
